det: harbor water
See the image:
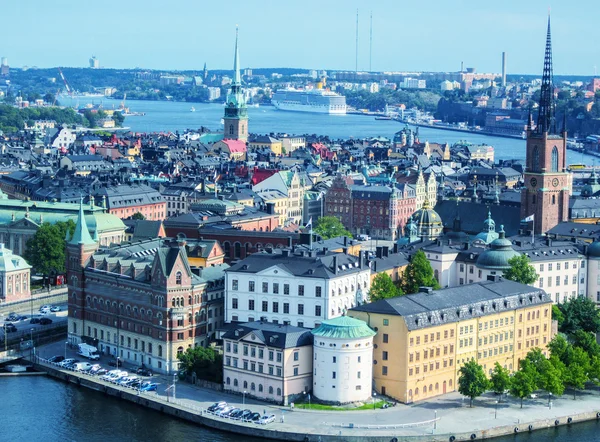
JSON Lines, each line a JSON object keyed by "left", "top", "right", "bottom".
{"left": 1, "top": 375, "right": 599, "bottom": 442}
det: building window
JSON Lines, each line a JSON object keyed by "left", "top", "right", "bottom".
{"left": 262, "top": 301, "right": 268, "bottom": 312}
{"left": 249, "top": 281, "right": 255, "bottom": 292}
{"left": 551, "top": 146, "right": 559, "bottom": 172}
{"left": 284, "top": 284, "right": 290, "bottom": 295}
{"left": 283, "top": 303, "right": 290, "bottom": 314}
{"left": 175, "top": 271, "right": 182, "bottom": 285}
{"left": 332, "top": 372, "right": 336, "bottom": 379}
{"left": 273, "top": 283, "right": 279, "bottom": 294}
{"left": 315, "top": 287, "right": 322, "bottom": 297}
{"left": 383, "top": 319, "right": 389, "bottom": 326}
{"left": 298, "top": 285, "right": 304, "bottom": 296}
{"left": 382, "top": 351, "right": 388, "bottom": 360}
{"left": 232, "top": 279, "right": 238, "bottom": 290}
{"left": 382, "top": 366, "right": 388, "bottom": 376}
{"left": 294, "top": 351, "right": 299, "bottom": 361}
{"left": 293, "top": 367, "right": 298, "bottom": 376}
{"left": 248, "top": 299, "right": 255, "bottom": 311}
{"left": 315, "top": 305, "right": 322, "bottom": 316}
{"left": 273, "top": 302, "right": 279, "bottom": 313}
{"left": 383, "top": 334, "right": 389, "bottom": 343}
{"left": 262, "top": 282, "right": 268, "bottom": 293}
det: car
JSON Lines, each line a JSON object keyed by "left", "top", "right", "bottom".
{"left": 58, "top": 358, "right": 76, "bottom": 368}
{"left": 208, "top": 401, "right": 227, "bottom": 412}
{"left": 39, "top": 305, "right": 51, "bottom": 312}
{"left": 129, "top": 380, "right": 143, "bottom": 389}
{"left": 140, "top": 382, "right": 158, "bottom": 392}
{"left": 100, "top": 370, "right": 122, "bottom": 381}
{"left": 245, "top": 412, "right": 261, "bottom": 422}
{"left": 48, "top": 355, "right": 65, "bottom": 363}
{"left": 39, "top": 318, "right": 53, "bottom": 325}
{"left": 74, "top": 362, "right": 93, "bottom": 372}
{"left": 29, "top": 317, "right": 41, "bottom": 324}
{"left": 108, "top": 358, "right": 123, "bottom": 367}
{"left": 229, "top": 409, "right": 246, "bottom": 419}
{"left": 95, "top": 368, "right": 108, "bottom": 376}
{"left": 256, "top": 414, "right": 276, "bottom": 425}
{"left": 50, "top": 306, "right": 61, "bottom": 312}
{"left": 216, "top": 406, "right": 234, "bottom": 416}
{"left": 3, "top": 324, "right": 17, "bottom": 333}
{"left": 136, "top": 367, "right": 153, "bottom": 376}
{"left": 358, "top": 234, "right": 371, "bottom": 241}
{"left": 5, "top": 315, "right": 18, "bottom": 322}
{"left": 238, "top": 409, "right": 252, "bottom": 420}
{"left": 117, "top": 376, "right": 138, "bottom": 386}
{"left": 88, "top": 364, "right": 103, "bottom": 374}
{"left": 223, "top": 407, "right": 241, "bottom": 417}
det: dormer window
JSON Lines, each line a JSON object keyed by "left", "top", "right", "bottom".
{"left": 176, "top": 271, "right": 182, "bottom": 285}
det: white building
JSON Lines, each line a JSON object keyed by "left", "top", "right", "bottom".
{"left": 252, "top": 170, "right": 310, "bottom": 226}
{"left": 225, "top": 249, "right": 372, "bottom": 328}
{"left": 311, "top": 316, "right": 375, "bottom": 403}
{"left": 207, "top": 87, "right": 221, "bottom": 101}
{"left": 0, "top": 243, "right": 31, "bottom": 304}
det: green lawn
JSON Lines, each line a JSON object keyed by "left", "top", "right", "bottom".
{"left": 294, "top": 400, "right": 387, "bottom": 411}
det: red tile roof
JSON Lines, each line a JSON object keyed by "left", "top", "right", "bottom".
{"left": 222, "top": 139, "right": 247, "bottom": 153}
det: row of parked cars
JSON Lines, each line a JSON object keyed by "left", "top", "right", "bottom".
{"left": 206, "top": 401, "right": 276, "bottom": 425}
{"left": 46, "top": 356, "right": 158, "bottom": 392}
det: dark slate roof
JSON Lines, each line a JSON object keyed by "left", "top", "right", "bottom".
{"left": 350, "top": 279, "right": 551, "bottom": 331}
{"left": 226, "top": 250, "right": 367, "bottom": 279}
{"left": 546, "top": 222, "right": 600, "bottom": 242}
{"left": 122, "top": 220, "right": 164, "bottom": 240}
{"left": 66, "top": 154, "right": 105, "bottom": 162}
{"left": 508, "top": 236, "right": 584, "bottom": 262}
{"left": 222, "top": 321, "right": 313, "bottom": 349}
{"left": 434, "top": 200, "right": 521, "bottom": 236}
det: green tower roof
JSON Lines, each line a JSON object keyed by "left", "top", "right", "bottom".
{"left": 311, "top": 316, "right": 376, "bottom": 340}
{"left": 69, "top": 199, "right": 95, "bottom": 246}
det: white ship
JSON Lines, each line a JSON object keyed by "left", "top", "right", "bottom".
{"left": 271, "top": 88, "right": 347, "bottom": 114}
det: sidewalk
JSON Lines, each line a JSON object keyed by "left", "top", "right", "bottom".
{"left": 37, "top": 340, "right": 600, "bottom": 440}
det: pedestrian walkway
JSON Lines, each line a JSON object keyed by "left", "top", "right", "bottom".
{"left": 36, "top": 341, "right": 600, "bottom": 440}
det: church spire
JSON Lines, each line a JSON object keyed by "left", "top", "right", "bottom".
{"left": 69, "top": 197, "right": 95, "bottom": 245}
{"left": 233, "top": 26, "right": 241, "bottom": 86}
{"left": 537, "top": 13, "right": 555, "bottom": 134}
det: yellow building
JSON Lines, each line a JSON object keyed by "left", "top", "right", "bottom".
{"left": 350, "top": 278, "right": 553, "bottom": 403}
{"left": 248, "top": 135, "right": 283, "bottom": 156}
{"left": 255, "top": 190, "right": 288, "bottom": 226}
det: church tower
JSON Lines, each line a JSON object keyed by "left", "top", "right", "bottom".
{"left": 223, "top": 27, "right": 248, "bottom": 142}
{"left": 66, "top": 199, "right": 99, "bottom": 345}
{"left": 521, "top": 15, "right": 569, "bottom": 234}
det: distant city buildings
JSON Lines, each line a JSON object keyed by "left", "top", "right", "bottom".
{"left": 89, "top": 56, "right": 100, "bottom": 69}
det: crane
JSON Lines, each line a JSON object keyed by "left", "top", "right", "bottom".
{"left": 57, "top": 68, "right": 73, "bottom": 97}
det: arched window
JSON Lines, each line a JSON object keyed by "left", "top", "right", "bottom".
{"left": 158, "top": 345, "right": 163, "bottom": 357}
{"left": 552, "top": 194, "right": 556, "bottom": 205}
{"left": 532, "top": 147, "right": 540, "bottom": 171}
{"left": 251, "top": 382, "right": 256, "bottom": 391}
{"left": 226, "top": 377, "right": 231, "bottom": 385}
{"left": 551, "top": 146, "right": 559, "bottom": 172}
{"left": 176, "top": 271, "right": 182, "bottom": 285}
{"left": 434, "top": 269, "right": 439, "bottom": 283}
{"left": 234, "top": 379, "right": 238, "bottom": 387}
{"left": 229, "top": 125, "right": 234, "bottom": 135}
{"left": 415, "top": 387, "right": 419, "bottom": 395}
{"left": 276, "top": 387, "right": 282, "bottom": 396}
{"left": 234, "top": 242, "right": 241, "bottom": 258}
{"left": 177, "top": 346, "right": 184, "bottom": 355}
{"left": 243, "top": 381, "right": 248, "bottom": 389}
{"left": 258, "top": 384, "right": 263, "bottom": 392}
{"left": 269, "top": 386, "right": 274, "bottom": 394}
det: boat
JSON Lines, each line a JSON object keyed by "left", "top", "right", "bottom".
{"left": 5, "top": 365, "right": 27, "bottom": 373}
{"left": 190, "top": 107, "right": 196, "bottom": 112}
{"left": 271, "top": 88, "right": 347, "bottom": 114}
{"left": 375, "top": 116, "right": 392, "bottom": 121}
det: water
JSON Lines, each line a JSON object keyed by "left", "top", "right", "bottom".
{"left": 1, "top": 376, "right": 599, "bottom": 442}
{"left": 63, "top": 97, "right": 533, "bottom": 161}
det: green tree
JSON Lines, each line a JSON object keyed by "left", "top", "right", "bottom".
{"left": 503, "top": 255, "right": 538, "bottom": 285}
{"left": 509, "top": 364, "right": 538, "bottom": 408}
{"left": 369, "top": 272, "right": 403, "bottom": 302}
{"left": 564, "top": 346, "right": 591, "bottom": 398}
{"left": 313, "top": 216, "right": 351, "bottom": 240}
{"left": 489, "top": 362, "right": 511, "bottom": 397}
{"left": 400, "top": 250, "right": 440, "bottom": 294}
{"left": 458, "top": 359, "right": 489, "bottom": 407}
{"left": 112, "top": 110, "right": 125, "bottom": 127}
{"left": 43, "top": 92, "right": 55, "bottom": 104}
{"left": 552, "top": 305, "right": 565, "bottom": 327}
{"left": 131, "top": 212, "right": 146, "bottom": 220}
{"left": 24, "top": 220, "right": 76, "bottom": 278}
{"left": 177, "top": 346, "right": 223, "bottom": 383}
{"left": 570, "top": 330, "right": 600, "bottom": 359}
{"left": 558, "top": 296, "right": 600, "bottom": 335}
{"left": 523, "top": 348, "right": 565, "bottom": 397}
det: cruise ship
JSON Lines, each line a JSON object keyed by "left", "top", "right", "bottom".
{"left": 271, "top": 88, "right": 347, "bottom": 114}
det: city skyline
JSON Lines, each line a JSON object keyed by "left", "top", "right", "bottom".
{"left": 1, "top": 0, "right": 598, "bottom": 75}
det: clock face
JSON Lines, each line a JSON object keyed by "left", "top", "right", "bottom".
{"left": 530, "top": 177, "right": 537, "bottom": 187}
{"left": 552, "top": 178, "right": 559, "bottom": 187}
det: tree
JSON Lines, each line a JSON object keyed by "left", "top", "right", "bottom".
{"left": 399, "top": 250, "right": 440, "bottom": 294}
{"left": 458, "top": 359, "right": 489, "bottom": 407}
{"left": 557, "top": 296, "right": 600, "bottom": 335}
{"left": 369, "top": 273, "right": 403, "bottom": 302}
{"left": 177, "top": 346, "right": 223, "bottom": 383}
{"left": 313, "top": 216, "right": 351, "bottom": 240}
{"left": 570, "top": 330, "right": 600, "bottom": 359}
{"left": 523, "top": 348, "right": 565, "bottom": 397}
{"left": 131, "top": 212, "right": 146, "bottom": 220}
{"left": 489, "top": 362, "right": 511, "bottom": 398}
{"left": 564, "top": 346, "right": 591, "bottom": 399}
{"left": 24, "top": 220, "right": 76, "bottom": 278}
{"left": 503, "top": 255, "right": 538, "bottom": 285}
{"left": 552, "top": 305, "right": 565, "bottom": 327}
{"left": 509, "top": 364, "right": 538, "bottom": 408}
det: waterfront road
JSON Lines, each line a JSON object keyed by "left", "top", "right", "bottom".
{"left": 38, "top": 341, "right": 600, "bottom": 440}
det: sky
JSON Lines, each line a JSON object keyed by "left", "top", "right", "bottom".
{"left": 1, "top": 0, "right": 598, "bottom": 76}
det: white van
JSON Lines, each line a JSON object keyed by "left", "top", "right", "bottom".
{"left": 73, "top": 362, "right": 93, "bottom": 372}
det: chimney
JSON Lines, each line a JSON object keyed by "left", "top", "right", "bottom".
{"left": 501, "top": 52, "right": 507, "bottom": 87}
{"left": 332, "top": 255, "right": 338, "bottom": 274}
{"left": 487, "top": 274, "right": 502, "bottom": 282}
{"left": 287, "top": 237, "right": 293, "bottom": 248}
{"left": 282, "top": 249, "right": 290, "bottom": 257}
{"left": 376, "top": 246, "right": 383, "bottom": 259}
{"left": 322, "top": 247, "right": 329, "bottom": 254}
{"left": 393, "top": 243, "right": 399, "bottom": 254}
{"left": 358, "top": 250, "right": 364, "bottom": 268}
{"left": 419, "top": 286, "right": 433, "bottom": 294}
{"left": 382, "top": 246, "right": 389, "bottom": 257}
{"left": 343, "top": 236, "right": 348, "bottom": 246}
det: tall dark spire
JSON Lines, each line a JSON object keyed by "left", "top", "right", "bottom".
{"left": 537, "top": 14, "right": 555, "bottom": 134}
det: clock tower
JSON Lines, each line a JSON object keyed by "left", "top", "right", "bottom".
{"left": 521, "top": 15, "right": 569, "bottom": 234}
{"left": 223, "top": 27, "right": 248, "bottom": 142}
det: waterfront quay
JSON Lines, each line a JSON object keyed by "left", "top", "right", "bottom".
{"left": 28, "top": 341, "right": 600, "bottom": 442}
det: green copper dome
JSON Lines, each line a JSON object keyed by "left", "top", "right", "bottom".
{"left": 475, "top": 211, "right": 499, "bottom": 244}
{"left": 588, "top": 241, "right": 600, "bottom": 258}
{"left": 311, "top": 316, "right": 376, "bottom": 340}
{"left": 476, "top": 225, "right": 520, "bottom": 270}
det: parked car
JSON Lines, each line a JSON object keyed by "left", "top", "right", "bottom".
{"left": 117, "top": 376, "right": 138, "bottom": 386}
{"left": 95, "top": 368, "right": 108, "bottom": 376}
{"left": 216, "top": 406, "right": 234, "bottom": 416}
{"left": 3, "top": 324, "right": 17, "bottom": 333}
{"left": 39, "top": 318, "right": 53, "bottom": 325}
{"left": 74, "top": 362, "right": 93, "bottom": 372}
{"left": 58, "top": 358, "right": 76, "bottom": 368}
{"left": 108, "top": 358, "right": 123, "bottom": 367}
{"left": 39, "top": 305, "right": 51, "bottom": 312}
{"left": 246, "top": 412, "right": 261, "bottom": 422}
{"left": 208, "top": 402, "right": 227, "bottom": 412}
{"left": 357, "top": 234, "right": 371, "bottom": 241}
{"left": 256, "top": 414, "right": 276, "bottom": 425}
{"left": 140, "top": 382, "right": 158, "bottom": 392}
{"left": 100, "top": 370, "right": 122, "bottom": 381}
{"left": 29, "top": 317, "right": 41, "bottom": 324}
{"left": 238, "top": 409, "right": 252, "bottom": 420}
{"left": 223, "top": 407, "right": 240, "bottom": 417}
{"left": 48, "top": 355, "right": 65, "bottom": 363}
{"left": 136, "top": 367, "right": 153, "bottom": 376}
{"left": 229, "top": 409, "right": 245, "bottom": 419}
{"left": 88, "top": 364, "right": 103, "bottom": 374}
{"left": 50, "top": 306, "right": 61, "bottom": 312}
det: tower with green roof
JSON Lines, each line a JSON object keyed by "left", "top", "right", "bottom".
{"left": 223, "top": 26, "right": 248, "bottom": 142}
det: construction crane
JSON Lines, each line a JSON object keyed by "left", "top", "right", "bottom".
{"left": 52, "top": 88, "right": 60, "bottom": 106}
{"left": 57, "top": 68, "right": 73, "bottom": 97}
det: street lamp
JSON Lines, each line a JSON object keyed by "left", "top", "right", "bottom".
{"left": 243, "top": 390, "right": 247, "bottom": 407}
{"left": 373, "top": 392, "right": 377, "bottom": 410}
{"left": 30, "top": 328, "right": 34, "bottom": 358}
{"left": 303, "top": 391, "right": 311, "bottom": 409}
{"left": 434, "top": 410, "right": 437, "bottom": 429}
{"left": 548, "top": 392, "right": 553, "bottom": 409}
{"left": 64, "top": 341, "right": 68, "bottom": 361}
{"left": 495, "top": 400, "right": 498, "bottom": 419}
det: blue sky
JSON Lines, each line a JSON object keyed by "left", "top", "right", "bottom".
{"left": 1, "top": 0, "right": 597, "bottom": 75}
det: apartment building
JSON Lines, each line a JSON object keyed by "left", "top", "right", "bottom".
{"left": 225, "top": 249, "right": 371, "bottom": 328}
{"left": 350, "top": 279, "right": 553, "bottom": 404}
{"left": 222, "top": 321, "right": 313, "bottom": 405}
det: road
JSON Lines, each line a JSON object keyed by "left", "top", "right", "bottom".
{"left": 0, "top": 302, "right": 68, "bottom": 340}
